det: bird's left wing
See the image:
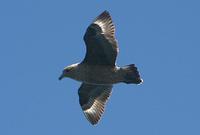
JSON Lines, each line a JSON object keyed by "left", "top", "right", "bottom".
{"left": 78, "top": 83, "right": 112, "bottom": 125}
{"left": 82, "top": 11, "right": 119, "bottom": 66}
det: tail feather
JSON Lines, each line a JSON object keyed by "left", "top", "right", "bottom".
{"left": 122, "top": 64, "right": 143, "bottom": 84}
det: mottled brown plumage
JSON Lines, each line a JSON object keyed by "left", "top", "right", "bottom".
{"left": 59, "top": 11, "right": 143, "bottom": 125}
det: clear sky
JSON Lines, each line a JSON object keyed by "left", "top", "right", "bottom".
{"left": 0, "top": 0, "right": 200, "bottom": 135}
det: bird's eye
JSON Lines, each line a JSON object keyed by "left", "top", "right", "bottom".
{"left": 64, "top": 69, "right": 69, "bottom": 73}
{"left": 64, "top": 68, "right": 71, "bottom": 73}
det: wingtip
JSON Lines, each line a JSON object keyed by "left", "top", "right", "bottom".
{"left": 102, "top": 10, "right": 109, "bottom": 14}
{"left": 97, "top": 10, "right": 111, "bottom": 19}
{"left": 83, "top": 111, "right": 100, "bottom": 125}
{"left": 90, "top": 119, "right": 98, "bottom": 126}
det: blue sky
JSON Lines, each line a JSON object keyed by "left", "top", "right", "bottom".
{"left": 0, "top": 0, "right": 200, "bottom": 135}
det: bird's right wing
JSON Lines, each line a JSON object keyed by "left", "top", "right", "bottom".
{"left": 78, "top": 83, "right": 112, "bottom": 125}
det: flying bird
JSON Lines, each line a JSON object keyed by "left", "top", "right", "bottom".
{"left": 59, "top": 11, "right": 143, "bottom": 125}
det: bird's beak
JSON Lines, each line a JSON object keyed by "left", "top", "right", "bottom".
{"left": 59, "top": 74, "right": 64, "bottom": 80}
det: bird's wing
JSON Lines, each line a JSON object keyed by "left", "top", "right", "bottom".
{"left": 82, "top": 11, "right": 119, "bottom": 66}
{"left": 78, "top": 83, "right": 112, "bottom": 125}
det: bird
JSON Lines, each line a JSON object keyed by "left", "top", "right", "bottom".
{"left": 59, "top": 10, "right": 143, "bottom": 125}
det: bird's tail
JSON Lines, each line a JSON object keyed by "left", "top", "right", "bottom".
{"left": 121, "top": 64, "right": 143, "bottom": 84}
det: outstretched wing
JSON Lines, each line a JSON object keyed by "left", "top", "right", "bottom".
{"left": 82, "top": 11, "right": 119, "bottom": 66}
{"left": 78, "top": 83, "right": 112, "bottom": 125}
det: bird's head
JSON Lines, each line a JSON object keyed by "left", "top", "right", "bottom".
{"left": 59, "top": 63, "right": 79, "bottom": 80}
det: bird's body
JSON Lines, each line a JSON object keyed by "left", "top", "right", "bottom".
{"left": 65, "top": 63, "right": 121, "bottom": 85}
{"left": 65, "top": 63, "right": 141, "bottom": 85}
{"left": 59, "top": 11, "right": 143, "bottom": 125}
